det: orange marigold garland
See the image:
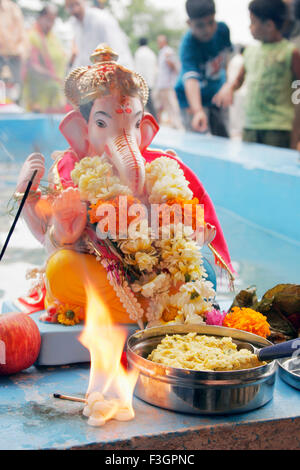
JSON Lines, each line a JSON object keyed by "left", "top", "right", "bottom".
{"left": 223, "top": 307, "right": 271, "bottom": 338}
{"left": 159, "top": 197, "right": 204, "bottom": 230}
{"left": 88, "top": 195, "right": 142, "bottom": 235}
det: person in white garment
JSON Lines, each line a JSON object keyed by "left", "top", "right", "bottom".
{"left": 154, "top": 35, "right": 183, "bottom": 129}
{"left": 227, "top": 45, "right": 247, "bottom": 140}
{"left": 134, "top": 37, "right": 158, "bottom": 118}
{"left": 65, "top": 0, "right": 133, "bottom": 69}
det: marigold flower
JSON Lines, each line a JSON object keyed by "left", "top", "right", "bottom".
{"left": 88, "top": 195, "right": 141, "bottom": 234}
{"left": 223, "top": 307, "right": 271, "bottom": 338}
{"left": 57, "top": 304, "right": 83, "bottom": 326}
{"left": 160, "top": 197, "right": 204, "bottom": 231}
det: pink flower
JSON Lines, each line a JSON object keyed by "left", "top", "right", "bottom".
{"left": 205, "top": 309, "right": 227, "bottom": 326}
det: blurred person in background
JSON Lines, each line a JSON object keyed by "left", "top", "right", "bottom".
{"left": 283, "top": 0, "right": 300, "bottom": 149}
{"left": 134, "top": 37, "right": 158, "bottom": 119}
{"left": 154, "top": 34, "right": 183, "bottom": 129}
{"left": 22, "top": 5, "right": 67, "bottom": 113}
{"left": 66, "top": 0, "right": 133, "bottom": 69}
{"left": 227, "top": 44, "right": 247, "bottom": 139}
{"left": 230, "top": 0, "right": 300, "bottom": 149}
{"left": 175, "top": 0, "right": 233, "bottom": 137}
{"left": 0, "top": 0, "right": 26, "bottom": 103}
{"left": 283, "top": 0, "right": 300, "bottom": 48}
{"left": 295, "top": 0, "right": 300, "bottom": 21}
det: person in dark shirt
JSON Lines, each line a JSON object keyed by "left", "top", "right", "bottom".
{"left": 175, "top": 0, "right": 233, "bottom": 136}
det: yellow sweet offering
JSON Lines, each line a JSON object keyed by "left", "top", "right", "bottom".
{"left": 147, "top": 333, "right": 266, "bottom": 372}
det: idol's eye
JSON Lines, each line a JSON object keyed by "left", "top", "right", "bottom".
{"left": 96, "top": 120, "right": 107, "bottom": 128}
{"left": 136, "top": 119, "right": 141, "bottom": 129}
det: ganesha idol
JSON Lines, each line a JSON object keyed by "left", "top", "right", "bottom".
{"left": 14, "top": 45, "right": 235, "bottom": 329}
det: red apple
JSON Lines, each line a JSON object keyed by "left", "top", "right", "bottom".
{"left": 0, "top": 312, "right": 41, "bottom": 375}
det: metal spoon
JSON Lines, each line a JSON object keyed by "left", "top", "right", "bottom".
{"left": 236, "top": 338, "right": 300, "bottom": 362}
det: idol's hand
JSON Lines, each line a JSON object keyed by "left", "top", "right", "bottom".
{"left": 51, "top": 187, "right": 87, "bottom": 244}
{"left": 16, "top": 153, "right": 45, "bottom": 193}
{"left": 204, "top": 223, "right": 216, "bottom": 245}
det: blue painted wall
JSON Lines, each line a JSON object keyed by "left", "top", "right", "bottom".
{"left": 1, "top": 114, "right": 299, "bottom": 248}
{"left": 153, "top": 128, "right": 300, "bottom": 245}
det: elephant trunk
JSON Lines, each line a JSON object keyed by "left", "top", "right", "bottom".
{"left": 108, "top": 131, "right": 145, "bottom": 196}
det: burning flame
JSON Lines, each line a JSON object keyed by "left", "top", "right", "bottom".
{"left": 79, "top": 282, "right": 139, "bottom": 426}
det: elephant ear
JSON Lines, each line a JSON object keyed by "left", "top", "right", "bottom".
{"left": 139, "top": 113, "right": 159, "bottom": 152}
{"left": 59, "top": 110, "right": 90, "bottom": 158}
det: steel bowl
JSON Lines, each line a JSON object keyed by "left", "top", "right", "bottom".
{"left": 278, "top": 357, "right": 300, "bottom": 391}
{"left": 127, "top": 324, "right": 277, "bottom": 415}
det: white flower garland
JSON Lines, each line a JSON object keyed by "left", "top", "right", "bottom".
{"left": 72, "top": 155, "right": 215, "bottom": 328}
{"left": 71, "top": 156, "right": 132, "bottom": 203}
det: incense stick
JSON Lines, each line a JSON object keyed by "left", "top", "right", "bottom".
{"left": 0, "top": 170, "right": 38, "bottom": 262}
{"left": 53, "top": 393, "right": 86, "bottom": 403}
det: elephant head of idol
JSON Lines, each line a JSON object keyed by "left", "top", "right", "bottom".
{"left": 59, "top": 44, "right": 159, "bottom": 196}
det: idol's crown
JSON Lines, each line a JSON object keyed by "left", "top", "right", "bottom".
{"left": 64, "top": 44, "right": 149, "bottom": 108}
